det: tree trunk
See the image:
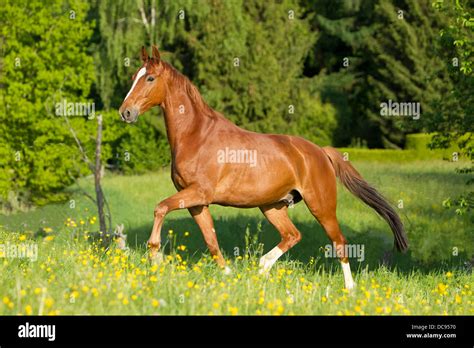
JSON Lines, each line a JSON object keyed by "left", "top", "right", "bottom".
{"left": 94, "top": 114, "right": 108, "bottom": 243}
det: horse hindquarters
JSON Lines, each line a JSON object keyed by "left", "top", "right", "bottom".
{"left": 298, "top": 144, "right": 356, "bottom": 289}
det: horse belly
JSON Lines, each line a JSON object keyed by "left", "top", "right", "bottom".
{"left": 212, "top": 167, "right": 296, "bottom": 207}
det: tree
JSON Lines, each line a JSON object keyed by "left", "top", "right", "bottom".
{"left": 90, "top": 0, "right": 146, "bottom": 110}
{"left": 89, "top": 0, "right": 171, "bottom": 173}
{"left": 0, "top": 0, "right": 96, "bottom": 207}
{"left": 304, "top": 0, "right": 453, "bottom": 148}
{"left": 428, "top": 0, "right": 473, "bottom": 215}
{"left": 150, "top": 0, "right": 337, "bottom": 143}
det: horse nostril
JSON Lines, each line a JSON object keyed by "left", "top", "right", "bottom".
{"left": 120, "top": 107, "right": 138, "bottom": 123}
{"left": 120, "top": 109, "right": 131, "bottom": 121}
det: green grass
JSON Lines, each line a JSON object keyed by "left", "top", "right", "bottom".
{"left": 0, "top": 230, "right": 471, "bottom": 315}
{"left": 336, "top": 148, "right": 461, "bottom": 162}
{"left": 0, "top": 158, "right": 473, "bottom": 315}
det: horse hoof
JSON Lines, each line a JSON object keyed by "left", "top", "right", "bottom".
{"left": 149, "top": 251, "right": 164, "bottom": 264}
{"left": 345, "top": 282, "right": 356, "bottom": 292}
{"left": 258, "top": 256, "right": 272, "bottom": 275}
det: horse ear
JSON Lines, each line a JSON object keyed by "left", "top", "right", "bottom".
{"left": 152, "top": 45, "right": 161, "bottom": 62}
{"left": 141, "top": 46, "right": 149, "bottom": 63}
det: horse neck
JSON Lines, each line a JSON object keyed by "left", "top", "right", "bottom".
{"left": 160, "top": 79, "right": 212, "bottom": 152}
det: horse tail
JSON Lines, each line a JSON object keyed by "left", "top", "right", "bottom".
{"left": 322, "top": 146, "right": 408, "bottom": 253}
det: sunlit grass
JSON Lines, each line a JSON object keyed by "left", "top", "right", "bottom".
{"left": 0, "top": 159, "right": 472, "bottom": 315}
{"left": 0, "top": 229, "right": 472, "bottom": 315}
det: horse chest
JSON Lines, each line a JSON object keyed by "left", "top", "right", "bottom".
{"left": 170, "top": 165, "right": 186, "bottom": 189}
{"left": 170, "top": 159, "right": 196, "bottom": 189}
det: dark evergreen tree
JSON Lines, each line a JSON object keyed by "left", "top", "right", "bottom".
{"left": 303, "top": 0, "right": 453, "bottom": 148}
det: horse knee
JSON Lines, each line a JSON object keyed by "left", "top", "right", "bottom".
{"left": 154, "top": 204, "right": 168, "bottom": 219}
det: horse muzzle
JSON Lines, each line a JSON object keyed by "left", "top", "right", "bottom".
{"left": 119, "top": 106, "right": 139, "bottom": 123}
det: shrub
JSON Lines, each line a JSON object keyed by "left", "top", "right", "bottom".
{"left": 0, "top": 0, "right": 95, "bottom": 208}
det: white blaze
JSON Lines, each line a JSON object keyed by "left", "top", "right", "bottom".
{"left": 123, "top": 67, "right": 147, "bottom": 102}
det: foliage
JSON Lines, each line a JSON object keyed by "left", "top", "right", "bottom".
{"left": 89, "top": 0, "right": 171, "bottom": 171}
{"left": 89, "top": 0, "right": 146, "bottom": 110}
{"left": 0, "top": 0, "right": 172, "bottom": 209}
{"left": 337, "top": 147, "right": 458, "bottom": 162}
{"left": 90, "top": 0, "right": 338, "bottom": 167}
{"left": 149, "top": 0, "right": 337, "bottom": 140}
{"left": 0, "top": 0, "right": 96, "bottom": 207}
{"left": 1, "top": 0, "right": 472, "bottom": 209}
{"left": 288, "top": 82, "right": 337, "bottom": 146}
{"left": 404, "top": 133, "right": 464, "bottom": 155}
{"left": 100, "top": 111, "right": 170, "bottom": 174}
{"left": 304, "top": 0, "right": 455, "bottom": 148}
{"left": 427, "top": 0, "right": 474, "bottom": 215}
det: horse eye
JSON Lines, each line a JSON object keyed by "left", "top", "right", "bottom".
{"left": 147, "top": 76, "right": 155, "bottom": 82}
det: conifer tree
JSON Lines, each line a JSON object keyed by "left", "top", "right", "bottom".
{"left": 304, "top": 0, "right": 452, "bottom": 148}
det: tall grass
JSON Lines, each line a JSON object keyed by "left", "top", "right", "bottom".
{"left": 0, "top": 159, "right": 472, "bottom": 315}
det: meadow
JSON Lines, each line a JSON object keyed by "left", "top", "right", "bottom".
{"left": 0, "top": 155, "right": 473, "bottom": 315}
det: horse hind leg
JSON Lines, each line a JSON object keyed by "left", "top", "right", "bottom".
{"left": 258, "top": 202, "right": 302, "bottom": 274}
{"left": 320, "top": 215, "right": 355, "bottom": 290}
{"left": 303, "top": 187, "right": 356, "bottom": 290}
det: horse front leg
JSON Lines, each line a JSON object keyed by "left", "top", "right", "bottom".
{"left": 148, "top": 186, "right": 210, "bottom": 261}
{"left": 189, "top": 205, "right": 230, "bottom": 274}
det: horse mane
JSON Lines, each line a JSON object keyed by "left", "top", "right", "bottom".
{"left": 161, "top": 61, "right": 216, "bottom": 118}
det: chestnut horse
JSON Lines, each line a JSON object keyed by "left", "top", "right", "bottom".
{"left": 119, "top": 46, "right": 408, "bottom": 289}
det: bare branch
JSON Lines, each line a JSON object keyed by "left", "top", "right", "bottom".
{"left": 64, "top": 116, "right": 95, "bottom": 172}
{"left": 102, "top": 186, "right": 113, "bottom": 234}
{"left": 151, "top": 0, "right": 156, "bottom": 44}
{"left": 117, "top": 17, "right": 143, "bottom": 24}
{"left": 138, "top": 0, "right": 150, "bottom": 33}
{"left": 94, "top": 114, "right": 107, "bottom": 236}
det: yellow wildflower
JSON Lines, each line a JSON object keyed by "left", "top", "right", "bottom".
{"left": 25, "top": 305, "right": 33, "bottom": 315}
{"left": 45, "top": 298, "right": 54, "bottom": 308}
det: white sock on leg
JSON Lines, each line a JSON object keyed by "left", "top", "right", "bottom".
{"left": 259, "top": 246, "right": 284, "bottom": 274}
{"left": 341, "top": 261, "right": 355, "bottom": 290}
